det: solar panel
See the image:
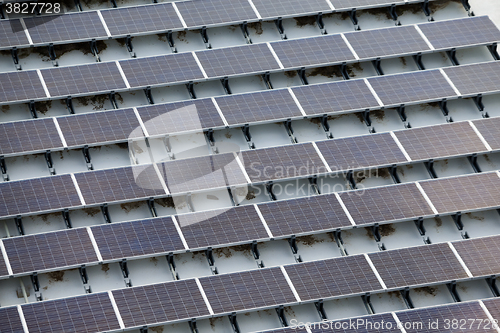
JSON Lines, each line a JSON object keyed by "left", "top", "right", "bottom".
{"left": 0, "top": 118, "right": 63, "bottom": 156}
{"left": 158, "top": 153, "right": 248, "bottom": 194}
{"left": 138, "top": 99, "right": 224, "bottom": 136}
{"left": 345, "top": 25, "right": 430, "bottom": 60}
{"left": 74, "top": 165, "right": 166, "bottom": 205}
{"left": 473, "top": 117, "right": 500, "bottom": 150}
{"left": 0, "top": 70, "right": 47, "bottom": 103}
{"left": 100, "top": 3, "right": 184, "bottom": 36}
{"left": 112, "top": 279, "right": 210, "bottom": 327}
{"left": 252, "top": 0, "right": 331, "bottom": 19}
{"left": 58, "top": 108, "right": 143, "bottom": 147}
{"left": 91, "top": 217, "right": 185, "bottom": 261}
{"left": 0, "top": 306, "right": 24, "bottom": 333}
{"left": 394, "top": 122, "right": 489, "bottom": 161}
{"left": 259, "top": 328, "right": 308, "bottom": 333}
{"left": 284, "top": 255, "right": 383, "bottom": 301}
{"left": 214, "top": 89, "right": 302, "bottom": 125}
{"left": 368, "top": 243, "right": 468, "bottom": 289}
{"left": 0, "top": 249, "right": 8, "bottom": 277}
{"left": 270, "top": 34, "right": 355, "bottom": 69}
{"left": 291, "top": 80, "right": 380, "bottom": 116}
{"left": 482, "top": 298, "right": 500, "bottom": 324}
{"left": 22, "top": 293, "right": 121, "bottom": 333}
{"left": 368, "top": 70, "right": 458, "bottom": 106}
{"left": 419, "top": 172, "right": 500, "bottom": 214}
{"left": 41, "top": 62, "right": 127, "bottom": 97}
{"left": 257, "top": 193, "right": 352, "bottom": 237}
{"left": 418, "top": 16, "right": 500, "bottom": 50}
{"left": 119, "top": 53, "right": 204, "bottom": 88}
{"left": 4, "top": 228, "right": 98, "bottom": 274}
{"left": 443, "top": 61, "right": 500, "bottom": 96}
{"left": 177, "top": 205, "right": 269, "bottom": 249}
{"left": 339, "top": 183, "right": 434, "bottom": 225}
{"left": 0, "top": 175, "right": 81, "bottom": 218}
{"left": 241, "top": 143, "right": 325, "bottom": 183}
{"left": 316, "top": 132, "right": 407, "bottom": 172}
{"left": 199, "top": 267, "right": 296, "bottom": 313}
{"left": 175, "top": 0, "right": 258, "bottom": 28}
{"left": 195, "top": 43, "right": 281, "bottom": 78}
{"left": 330, "top": 0, "right": 404, "bottom": 10}
{"left": 312, "top": 313, "right": 398, "bottom": 333}
{"left": 23, "top": 12, "right": 108, "bottom": 44}
{"left": 452, "top": 235, "right": 500, "bottom": 277}
{"left": 0, "top": 19, "right": 30, "bottom": 48}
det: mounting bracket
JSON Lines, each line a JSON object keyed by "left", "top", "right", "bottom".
{"left": 48, "top": 43, "right": 58, "bottom": 66}
{"left": 361, "top": 294, "right": 375, "bottom": 314}
{"left": 124, "top": 35, "right": 136, "bottom": 58}
{"left": 110, "top": 0, "right": 117, "bottom": 8}
{"left": 109, "top": 91, "right": 119, "bottom": 109}
{"left": 446, "top": 48, "right": 459, "bottom": 66}
{"left": 29, "top": 101, "right": 38, "bottom": 119}
{"left": 189, "top": 319, "right": 199, "bottom": 333}
{"left": 15, "top": 216, "right": 24, "bottom": 235}
{"left": 275, "top": 18, "right": 287, "bottom": 39}
{"left": 221, "top": 77, "right": 232, "bottom": 94}
{"left": 346, "top": 170, "right": 356, "bottom": 189}
{"left": 414, "top": 217, "right": 426, "bottom": 236}
{"left": 283, "top": 119, "right": 298, "bottom": 144}
{"left": 389, "top": 165, "right": 401, "bottom": 184}
{"left": 349, "top": 9, "right": 360, "bottom": 30}
{"left": 45, "top": 150, "right": 56, "bottom": 175}
{"left": 79, "top": 265, "right": 92, "bottom": 293}
{"left": 62, "top": 209, "right": 72, "bottom": 228}
{"left": 251, "top": 241, "right": 264, "bottom": 267}
{"left": 308, "top": 175, "right": 320, "bottom": 195}
{"left": 262, "top": 71, "right": 273, "bottom": 89}
{"left": 288, "top": 235, "right": 302, "bottom": 262}
{"left": 186, "top": 81, "right": 196, "bottom": 99}
{"left": 144, "top": 86, "right": 154, "bottom": 104}
{"left": 166, "top": 253, "right": 180, "bottom": 280}
{"left": 438, "top": 99, "right": 453, "bottom": 123}
{"left": 362, "top": 110, "right": 375, "bottom": 133}
{"left": 200, "top": 26, "right": 211, "bottom": 49}
{"left": 467, "top": 154, "right": 482, "bottom": 173}
{"left": 73, "top": 0, "right": 82, "bottom": 11}
{"left": 275, "top": 305, "right": 288, "bottom": 327}
{"left": 119, "top": 259, "right": 132, "bottom": 287}
{"left": 447, "top": 281, "right": 461, "bottom": 302}
{"left": 473, "top": 94, "right": 484, "bottom": 112}
{"left": 396, "top": 105, "right": 411, "bottom": 128}
{"left": 242, "top": 124, "right": 255, "bottom": 149}
{"left": 139, "top": 327, "right": 148, "bottom": 333}
{"left": 31, "top": 273, "right": 43, "bottom": 301}
{"left": 90, "top": 39, "right": 101, "bottom": 62}
{"left": 422, "top": 0, "right": 433, "bottom": 21}
{"left": 315, "top": 299, "right": 328, "bottom": 320}
{"left": 240, "top": 22, "right": 252, "bottom": 44}
{"left": 412, "top": 53, "right": 425, "bottom": 70}
{"left": 487, "top": 43, "right": 500, "bottom": 60}
{"left": 0, "top": 156, "right": 9, "bottom": 181}
{"left": 266, "top": 182, "right": 277, "bottom": 201}
{"left": 320, "top": 115, "right": 333, "bottom": 138}
{"left": 486, "top": 276, "right": 500, "bottom": 297}
{"left": 316, "top": 13, "right": 327, "bottom": 34}
{"left": 340, "top": 62, "right": 350, "bottom": 80}
{"left": 452, "top": 212, "right": 463, "bottom": 231}
{"left": 66, "top": 97, "right": 75, "bottom": 114}
{"left": 424, "top": 159, "right": 438, "bottom": 179}
{"left": 82, "top": 145, "right": 93, "bottom": 170}
{"left": 205, "top": 248, "right": 218, "bottom": 274}
{"left": 228, "top": 313, "right": 241, "bottom": 333}
{"left": 372, "top": 58, "right": 384, "bottom": 75}
{"left": 400, "top": 287, "right": 415, "bottom": 309}
{"left": 297, "top": 67, "right": 308, "bottom": 85}
{"left": 389, "top": 4, "right": 401, "bottom": 25}
{"left": 165, "top": 30, "right": 177, "bottom": 53}
{"left": 101, "top": 203, "right": 112, "bottom": 223}
{"left": 10, "top": 47, "right": 21, "bottom": 70}
{"left": 332, "top": 230, "right": 348, "bottom": 256}
{"left": 147, "top": 198, "right": 157, "bottom": 217}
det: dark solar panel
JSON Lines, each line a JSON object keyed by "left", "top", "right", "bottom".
{"left": 58, "top": 108, "right": 143, "bottom": 147}
{"left": 270, "top": 34, "right": 355, "bottom": 69}
{"left": 252, "top": 0, "right": 331, "bottom": 19}
{"left": 242, "top": 143, "right": 326, "bottom": 183}
{"left": 284, "top": 255, "right": 383, "bottom": 301}
{"left": 112, "top": 279, "right": 210, "bottom": 327}
{"left": 345, "top": 25, "right": 430, "bottom": 59}
{"left": 312, "top": 313, "right": 399, "bottom": 333}
{"left": 196, "top": 43, "right": 281, "bottom": 78}
{"left": 395, "top": 122, "right": 489, "bottom": 161}
{"left": 119, "top": 53, "right": 204, "bottom": 87}
{"left": 159, "top": 153, "right": 248, "bottom": 194}
{"left": 368, "top": 70, "right": 458, "bottom": 106}
{"left": 483, "top": 298, "right": 500, "bottom": 324}
{"left": 0, "top": 306, "right": 24, "bottom": 333}
{"left": 316, "top": 132, "right": 407, "bottom": 171}
{"left": 369, "top": 243, "right": 468, "bottom": 289}
{"left": 0, "top": 248, "right": 8, "bottom": 277}
{"left": 41, "top": 62, "right": 127, "bottom": 97}
{"left": 4, "top": 228, "right": 98, "bottom": 274}
{"left": 419, "top": 172, "right": 500, "bottom": 214}
{"left": 138, "top": 99, "right": 224, "bottom": 136}
{"left": 292, "top": 80, "right": 380, "bottom": 116}
{"left": 452, "top": 235, "right": 500, "bottom": 277}
{"left": 24, "top": 12, "right": 108, "bottom": 44}
{"left": 177, "top": 205, "right": 269, "bottom": 249}
{"left": 175, "top": 0, "right": 258, "bottom": 27}
{"left": 0, "top": 118, "right": 63, "bottom": 155}
{"left": 0, "top": 19, "right": 30, "bottom": 48}
{"left": 91, "top": 217, "right": 185, "bottom": 261}
{"left": 0, "top": 175, "right": 81, "bottom": 218}
{"left": 214, "top": 89, "right": 302, "bottom": 125}
{"left": 100, "top": 3, "right": 184, "bottom": 36}
{"left": 257, "top": 193, "right": 352, "bottom": 237}
{"left": 22, "top": 293, "right": 121, "bottom": 333}
{"left": 330, "top": 0, "right": 404, "bottom": 10}
{"left": 339, "top": 183, "right": 434, "bottom": 225}
{"left": 199, "top": 267, "right": 296, "bottom": 313}
{"left": 75, "top": 165, "right": 166, "bottom": 205}
{"left": 418, "top": 16, "right": 500, "bottom": 50}
{"left": 0, "top": 70, "right": 47, "bottom": 103}
{"left": 443, "top": 61, "right": 500, "bottom": 96}
{"left": 473, "top": 117, "right": 500, "bottom": 150}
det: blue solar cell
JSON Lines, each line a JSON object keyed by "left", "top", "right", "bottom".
{"left": 0, "top": 70, "right": 47, "bottom": 103}
{"left": 443, "top": 61, "right": 500, "bottom": 96}
{"left": 252, "top": 0, "right": 332, "bottom": 18}
{"left": 176, "top": 0, "right": 258, "bottom": 27}
{"left": 0, "top": 19, "right": 30, "bottom": 48}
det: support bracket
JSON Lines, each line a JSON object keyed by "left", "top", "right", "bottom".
{"left": 389, "top": 165, "right": 401, "bottom": 184}
{"left": 452, "top": 212, "right": 463, "bottom": 231}
{"left": 372, "top": 58, "right": 384, "bottom": 75}
{"left": 400, "top": 287, "right": 415, "bottom": 309}
{"left": 242, "top": 124, "right": 255, "bottom": 149}
{"left": 424, "top": 159, "right": 438, "bottom": 179}
{"left": 397, "top": 105, "right": 411, "bottom": 128}
{"left": 228, "top": 313, "right": 241, "bottom": 333}
{"left": 144, "top": 86, "right": 154, "bottom": 104}
{"left": 29, "top": 101, "right": 38, "bottom": 119}
{"left": 240, "top": 22, "right": 252, "bottom": 44}
{"left": 422, "top": 0, "right": 434, "bottom": 21}
{"left": 31, "top": 273, "right": 43, "bottom": 301}
{"left": 11, "top": 47, "right": 21, "bottom": 70}
{"left": 467, "top": 154, "right": 482, "bottom": 173}
{"left": 283, "top": 119, "right": 298, "bottom": 143}
{"left": 315, "top": 300, "right": 328, "bottom": 320}
{"left": 275, "top": 18, "right": 287, "bottom": 39}
{"left": 316, "top": 13, "right": 327, "bottom": 34}
{"left": 66, "top": 97, "right": 75, "bottom": 114}
{"left": 446, "top": 48, "right": 459, "bottom": 66}
{"left": 166, "top": 253, "right": 180, "bottom": 280}
{"left": 349, "top": 9, "right": 360, "bottom": 30}
{"left": 308, "top": 175, "right": 320, "bottom": 195}
{"left": 101, "top": 203, "right": 112, "bottom": 223}
{"left": 0, "top": 156, "right": 9, "bottom": 181}
{"left": 340, "top": 62, "right": 350, "bottom": 80}
{"left": 147, "top": 198, "right": 157, "bottom": 217}
{"left": 412, "top": 53, "right": 425, "bottom": 70}
{"left": 321, "top": 115, "right": 333, "bottom": 138}
{"left": 119, "top": 259, "right": 132, "bottom": 287}
{"left": 361, "top": 294, "right": 374, "bottom": 314}
{"left": 188, "top": 319, "right": 199, "bottom": 333}
{"left": 332, "top": 230, "right": 348, "bottom": 256}
{"left": 266, "top": 181, "right": 277, "bottom": 201}
{"left": 15, "top": 216, "right": 24, "bottom": 235}
{"left": 82, "top": 145, "right": 93, "bottom": 170}
{"left": 486, "top": 276, "right": 500, "bottom": 297}
{"left": 487, "top": 43, "right": 500, "bottom": 60}
{"left": 389, "top": 4, "right": 401, "bottom": 25}
{"left": 438, "top": 99, "right": 453, "bottom": 122}
{"left": 125, "top": 35, "right": 136, "bottom": 57}
{"left": 205, "top": 248, "right": 218, "bottom": 274}
{"left": 200, "top": 26, "right": 211, "bottom": 49}
{"left": 45, "top": 150, "right": 56, "bottom": 175}
{"left": 275, "top": 305, "right": 288, "bottom": 327}
{"left": 62, "top": 209, "right": 72, "bottom": 228}
{"left": 447, "top": 281, "right": 461, "bottom": 302}
{"left": 90, "top": 39, "right": 101, "bottom": 62}
{"left": 48, "top": 43, "right": 58, "bottom": 66}
{"left": 221, "top": 77, "right": 232, "bottom": 94}
{"left": 297, "top": 67, "right": 308, "bottom": 85}
{"left": 186, "top": 81, "right": 196, "bottom": 99}
{"left": 79, "top": 265, "right": 92, "bottom": 293}
{"left": 473, "top": 94, "right": 485, "bottom": 112}
{"left": 166, "top": 30, "right": 177, "bottom": 53}
{"left": 262, "top": 71, "right": 273, "bottom": 89}
{"left": 346, "top": 170, "right": 356, "bottom": 190}
{"left": 109, "top": 91, "right": 119, "bottom": 109}
{"left": 110, "top": 0, "right": 117, "bottom": 8}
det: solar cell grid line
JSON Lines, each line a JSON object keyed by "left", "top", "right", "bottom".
{"left": 0, "top": 306, "right": 25, "bottom": 333}
{"left": 394, "top": 121, "right": 489, "bottom": 161}
{"left": 112, "top": 279, "right": 210, "bottom": 328}
{"left": 472, "top": 117, "right": 500, "bottom": 150}
{"left": 418, "top": 16, "right": 500, "bottom": 50}
{"left": 0, "top": 19, "right": 30, "bottom": 49}
{"left": 309, "top": 313, "right": 398, "bottom": 333}
{"left": 0, "top": 70, "right": 47, "bottom": 103}
{"left": 214, "top": 88, "right": 303, "bottom": 125}
{"left": 443, "top": 61, "right": 500, "bottom": 96}
{"left": 345, "top": 25, "right": 431, "bottom": 60}
{"left": 176, "top": 205, "right": 270, "bottom": 249}
{"left": 91, "top": 217, "right": 185, "bottom": 260}
{"left": 199, "top": 266, "right": 297, "bottom": 314}
{"left": 100, "top": 3, "right": 184, "bottom": 36}
{"left": 291, "top": 79, "right": 381, "bottom": 116}
{"left": 451, "top": 235, "right": 500, "bottom": 277}
{"left": 22, "top": 292, "right": 121, "bottom": 333}
{"left": 23, "top": 11, "right": 108, "bottom": 44}
{"left": 329, "top": 0, "right": 405, "bottom": 10}
{"left": 339, "top": 183, "right": 434, "bottom": 226}
{"left": 40, "top": 61, "right": 127, "bottom": 97}
{"left": 251, "top": 0, "right": 332, "bottom": 18}
{"left": 3, "top": 228, "right": 99, "bottom": 275}
{"left": 270, "top": 34, "right": 356, "bottom": 69}
{"left": 119, "top": 52, "right": 205, "bottom": 88}
{"left": 283, "top": 255, "right": 384, "bottom": 301}
{"left": 367, "top": 69, "right": 458, "bottom": 106}
{"left": 0, "top": 174, "right": 82, "bottom": 218}
{"left": 368, "top": 243, "right": 469, "bottom": 289}
{"left": 468, "top": 120, "right": 493, "bottom": 152}
{"left": 195, "top": 43, "right": 281, "bottom": 78}
{"left": 418, "top": 172, "right": 500, "bottom": 214}
{"left": 257, "top": 193, "right": 352, "bottom": 237}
